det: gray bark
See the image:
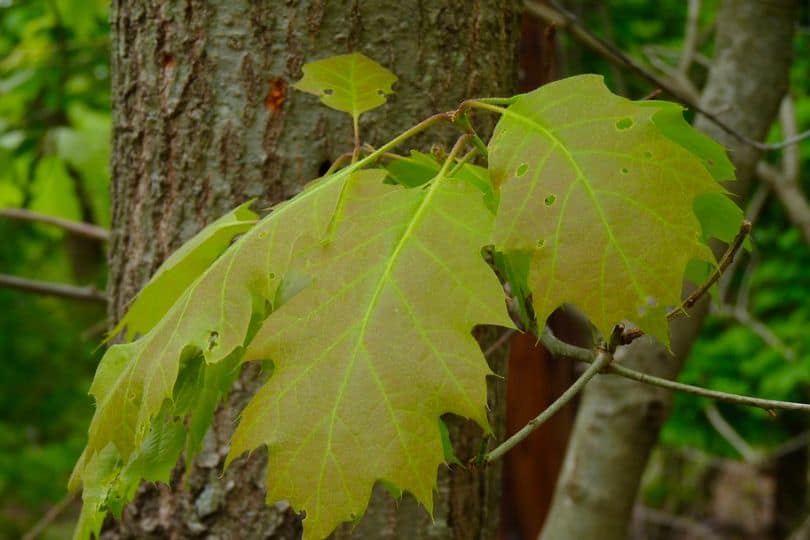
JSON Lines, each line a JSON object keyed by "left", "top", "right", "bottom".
{"left": 105, "top": 1, "right": 520, "bottom": 538}
{"left": 539, "top": 1, "right": 798, "bottom": 539}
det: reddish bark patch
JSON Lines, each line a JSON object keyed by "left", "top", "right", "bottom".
{"left": 265, "top": 78, "right": 286, "bottom": 113}
{"left": 161, "top": 53, "right": 176, "bottom": 69}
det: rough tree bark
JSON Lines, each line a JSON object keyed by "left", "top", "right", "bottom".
{"left": 105, "top": 1, "right": 520, "bottom": 538}
{"left": 539, "top": 1, "right": 799, "bottom": 539}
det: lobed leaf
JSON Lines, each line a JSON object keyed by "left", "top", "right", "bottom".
{"left": 228, "top": 169, "right": 512, "bottom": 539}
{"left": 293, "top": 52, "right": 397, "bottom": 122}
{"left": 111, "top": 201, "right": 258, "bottom": 340}
{"left": 72, "top": 165, "right": 360, "bottom": 488}
{"left": 489, "top": 75, "right": 733, "bottom": 344}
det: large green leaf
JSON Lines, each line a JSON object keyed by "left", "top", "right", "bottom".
{"left": 490, "top": 75, "right": 730, "bottom": 344}
{"left": 110, "top": 201, "right": 258, "bottom": 340}
{"left": 228, "top": 169, "right": 512, "bottom": 539}
{"left": 293, "top": 52, "right": 397, "bottom": 122}
{"left": 72, "top": 166, "right": 358, "bottom": 482}
{"left": 71, "top": 353, "right": 240, "bottom": 540}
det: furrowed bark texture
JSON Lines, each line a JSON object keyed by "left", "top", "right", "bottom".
{"left": 539, "top": 2, "right": 798, "bottom": 539}
{"left": 105, "top": 1, "right": 520, "bottom": 539}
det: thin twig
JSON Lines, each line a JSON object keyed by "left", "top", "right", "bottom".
{"left": 485, "top": 349, "right": 612, "bottom": 463}
{"left": 667, "top": 220, "right": 752, "bottom": 319}
{"left": 0, "top": 273, "right": 107, "bottom": 303}
{"left": 539, "top": 327, "right": 810, "bottom": 413}
{"left": 634, "top": 504, "right": 721, "bottom": 540}
{"left": 483, "top": 329, "right": 516, "bottom": 358}
{"left": 712, "top": 303, "right": 796, "bottom": 362}
{"left": 0, "top": 208, "right": 109, "bottom": 241}
{"left": 705, "top": 404, "right": 761, "bottom": 463}
{"left": 678, "top": 0, "right": 702, "bottom": 74}
{"left": 524, "top": 0, "right": 810, "bottom": 151}
{"left": 21, "top": 492, "right": 78, "bottom": 540}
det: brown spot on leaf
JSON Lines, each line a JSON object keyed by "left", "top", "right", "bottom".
{"left": 265, "top": 78, "right": 287, "bottom": 113}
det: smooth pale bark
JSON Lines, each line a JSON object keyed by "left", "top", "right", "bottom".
{"left": 539, "top": 2, "right": 798, "bottom": 539}
{"left": 104, "top": 1, "right": 520, "bottom": 538}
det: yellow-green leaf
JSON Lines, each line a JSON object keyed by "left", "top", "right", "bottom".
{"left": 293, "top": 52, "right": 397, "bottom": 122}
{"left": 490, "top": 75, "right": 729, "bottom": 344}
{"left": 111, "top": 201, "right": 258, "bottom": 340}
{"left": 229, "top": 170, "right": 512, "bottom": 539}
{"left": 74, "top": 166, "right": 357, "bottom": 477}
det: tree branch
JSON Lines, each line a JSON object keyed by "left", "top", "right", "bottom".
{"left": 705, "top": 404, "right": 761, "bottom": 463}
{"left": 0, "top": 274, "right": 107, "bottom": 303}
{"left": 20, "top": 492, "right": 78, "bottom": 540}
{"left": 0, "top": 208, "right": 109, "bottom": 241}
{"left": 538, "top": 327, "right": 810, "bottom": 413}
{"left": 484, "top": 348, "right": 612, "bottom": 463}
{"left": 524, "top": 0, "right": 810, "bottom": 151}
{"left": 667, "top": 219, "right": 752, "bottom": 318}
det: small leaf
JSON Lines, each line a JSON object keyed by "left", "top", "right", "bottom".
{"left": 490, "top": 75, "right": 731, "bottom": 345}
{"left": 385, "top": 151, "right": 439, "bottom": 187}
{"left": 229, "top": 170, "right": 512, "bottom": 539}
{"left": 294, "top": 52, "right": 397, "bottom": 122}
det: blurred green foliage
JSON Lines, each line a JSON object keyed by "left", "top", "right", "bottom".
{"left": 0, "top": 0, "right": 108, "bottom": 535}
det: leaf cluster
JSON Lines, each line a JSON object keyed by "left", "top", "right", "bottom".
{"left": 71, "top": 53, "right": 737, "bottom": 539}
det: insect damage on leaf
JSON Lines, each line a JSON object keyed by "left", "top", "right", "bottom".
{"left": 489, "top": 75, "right": 737, "bottom": 346}
{"left": 72, "top": 50, "right": 738, "bottom": 540}
{"left": 293, "top": 52, "right": 397, "bottom": 122}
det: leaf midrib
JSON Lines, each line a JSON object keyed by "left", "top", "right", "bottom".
{"left": 315, "top": 177, "right": 445, "bottom": 516}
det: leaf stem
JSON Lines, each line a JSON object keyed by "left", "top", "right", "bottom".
{"left": 437, "top": 134, "right": 472, "bottom": 178}
{"left": 354, "top": 112, "right": 453, "bottom": 169}
{"left": 484, "top": 349, "right": 613, "bottom": 463}
{"left": 448, "top": 149, "right": 477, "bottom": 177}
{"left": 324, "top": 152, "right": 354, "bottom": 176}
{"left": 352, "top": 115, "right": 361, "bottom": 163}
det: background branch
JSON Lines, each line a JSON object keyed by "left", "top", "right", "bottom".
{"left": 0, "top": 273, "right": 107, "bottom": 303}
{"left": 524, "top": 0, "right": 810, "bottom": 151}
{"left": 0, "top": 208, "right": 109, "bottom": 241}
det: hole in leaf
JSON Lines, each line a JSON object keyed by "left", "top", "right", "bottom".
{"left": 616, "top": 118, "right": 633, "bottom": 130}
{"left": 516, "top": 163, "right": 529, "bottom": 177}
{"left": 621, "top": 167, "right": 629, "bottom": 174}
{"left": 536, "top": 239, "right": 545, "bottom": 248}
{"left": 643, "top": 151, "right": 652, "bottom": 159}
{"left": 208, "top": 331, "right": 220, "bottom": 351}
{"left": 544, "top": 194, "right": 556, "bottom": 206}
{"left": 637, "top": 304, "right": 647, "bottom": 316}
{"left": 323, "top": 88, "right": 334, "bottom": 96}
{"left": 646, "top": 296, "right": 658, "bottom": 307}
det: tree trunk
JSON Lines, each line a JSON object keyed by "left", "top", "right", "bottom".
{"left": 105, "top": 1, "right": 520, "bottom": 538}
{"left": 539, "top": 1, "right": 798, "bottom": 539}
